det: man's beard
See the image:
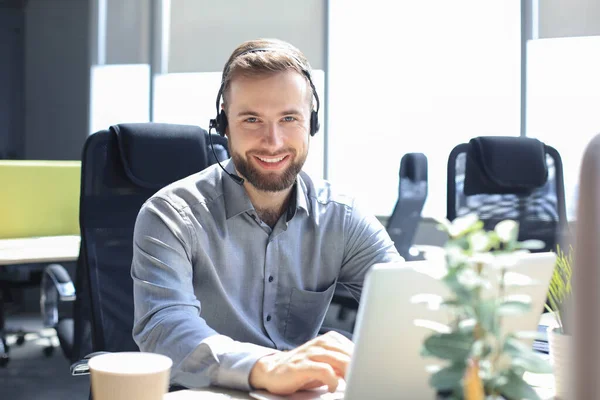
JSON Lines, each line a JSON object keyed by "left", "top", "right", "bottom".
{"left": 231, "top": 150, "right": 306, "bottom": 192}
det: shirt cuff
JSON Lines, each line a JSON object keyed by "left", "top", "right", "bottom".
{"left": 205, "top": 335, "right": 278, "bottom": 391}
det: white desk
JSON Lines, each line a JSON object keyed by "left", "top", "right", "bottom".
{"left": 0, "top": 235, "right": 80, "bottom": 266}
{"left": 165, "top": 387, "right": 251, "bottom": 399}
{"left": 164, "top": 373, "right": 555, "bottom": 400}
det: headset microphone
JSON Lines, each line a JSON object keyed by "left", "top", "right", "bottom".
{"left": 208, "top": 119, "right": 245, "bottom": 185}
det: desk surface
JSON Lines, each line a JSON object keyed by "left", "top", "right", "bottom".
{"left": 0, "top": 235, "right": 80, "bottom": 266}
{"left": 164, "top": 372, "right": 555, "bottom": 399}
{"left": 165, "top": 387, "right": 251, "bottom": 399}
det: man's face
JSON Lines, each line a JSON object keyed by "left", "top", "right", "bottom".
{"left": 225, "top": 70, "right": 311, "bottom": 192}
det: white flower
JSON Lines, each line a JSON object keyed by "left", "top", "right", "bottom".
{"left": 494, "top": 220, "right": 519, "bottom": 244}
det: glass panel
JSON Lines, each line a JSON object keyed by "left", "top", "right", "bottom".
{"left": 89, "top": 64, "right": 150, "bottom": 134}
{"left": 527, "top": 36, "right": 600, "bottom": 220}
{"left": 328, "top": 0, "right": 521, "bottom": 217}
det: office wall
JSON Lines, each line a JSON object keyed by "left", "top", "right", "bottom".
{"left": 104, "top": 0, "right": 150, "bottom": 64}
{"left": 24, "top": 0, "right": 90, "bottom": 160}
{"left": 0, "top": 5, "right": 24, "bottom": 159}
{"left": 538, "top": 0, "right": 600, "bottom": 38}
{"left": 168, "top": 0, "right": 326, "bottom": 73}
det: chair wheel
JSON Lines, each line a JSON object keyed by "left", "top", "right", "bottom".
{"left": 0, "top": 354, "right": 9, "bottom": 367}
{"left": 43, "top": 346, "right": 54, "bottom": 357}
{"left": 16, "top": 335, "right": 26, "bottom": 346}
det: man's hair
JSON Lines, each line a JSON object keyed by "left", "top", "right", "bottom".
{"left": 221, "top": 38, "right": 314, "bottom": 109}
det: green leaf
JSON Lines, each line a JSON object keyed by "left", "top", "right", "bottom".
{"left": 423, "top": 333, "right": 474, "bottom": 361}
{"left": 504, "top": 337, "right": 553, "bottom": 374}
{"left": 503, "top": 336, "right": 531, "bottom": 355}
{"left": 441, "top": 299, "right": 463, "bottom": 308}
{"left": 443, "top": 272, "right": 474, "bottom": 304}
{"left": 448, "top": 214, "right": 482, "bottom": 238}
{"left": 471, "top": 339, "right": 492, "bottom": 359}
{"left": 497, "top": 300, "right": 532, "bottom": 316}
{"left": 495, "top": 220, "right": 519, "bottom": 245}
{"left": 511, "top": 353, "right": 553, "bottom": 374}
{"left": 497, "top": 370, "right": 542, "bottom": 400}
{"left": 429, "top": 362, "right": 467, "bottom": 391}
{"left": 476, "top": 299, "right": 498, "bottom": 334}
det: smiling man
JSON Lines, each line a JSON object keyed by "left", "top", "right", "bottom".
{"left": 131, "top": 39, "right": 402, "bottom": 395}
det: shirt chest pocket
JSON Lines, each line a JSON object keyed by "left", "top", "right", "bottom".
{"left": 283, "top": 283, "right": 336, "bottom": 346}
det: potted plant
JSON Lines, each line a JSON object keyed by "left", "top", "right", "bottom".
{"left": 544, "top": 245, "right": 573, "bottom": 400}
{"left": 416, "top": 214, "right": 552, "bottom": 400}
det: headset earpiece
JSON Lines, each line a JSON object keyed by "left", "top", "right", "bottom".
{"left": 217, "top": 110, "right": 228, "bottom": 136}
{"left": 212, "top": 47, "right": 320, "bottom": 137}
{"left": 310, "top": 110, "right": 319, "bottom": 137}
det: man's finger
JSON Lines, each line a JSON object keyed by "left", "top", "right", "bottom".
{"left": 300, "top": 379, "right": 327, "bottom": 391}
{"left": 312, "top": 338, "right": 354, "bottom": 357}
{"left": 297, "top": 361, "right": 340, "bottom": 393}
{"left": 307, "top": 351, "right": 352, "bottom": 378}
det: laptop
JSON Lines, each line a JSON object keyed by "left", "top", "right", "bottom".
{"left": 250, "top": 252, "right": 556, "bottom": 400}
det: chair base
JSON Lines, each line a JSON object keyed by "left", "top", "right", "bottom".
{"left": 0, "top": 336, "right": 9, "bottom": 367}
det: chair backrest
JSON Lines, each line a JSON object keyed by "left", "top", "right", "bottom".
{"left": 79, "top": 123, "right": 229, "bottom": 353}
{"left": 0, "top": 160, "right": 80, "bottom": 239}
{"left": 386, "top": 153, "right": 428, "bottom": 260}
{"left": 446, "top": 136, "right": 566, "bottom": 253}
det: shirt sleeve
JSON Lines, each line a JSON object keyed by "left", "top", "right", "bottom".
{"left": 131, "top": 197, "right": 276, "bottom": 390}
{"left": 338, "top": 198, "right": 404, "bottom": 302}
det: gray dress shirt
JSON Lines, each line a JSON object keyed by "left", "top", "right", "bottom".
{"left": 131, "top": 159, "right": 402, "bottom": 391}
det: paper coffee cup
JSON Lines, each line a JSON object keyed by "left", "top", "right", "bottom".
{"left": 89, "top": 352, "right": 172, "bottom": 400}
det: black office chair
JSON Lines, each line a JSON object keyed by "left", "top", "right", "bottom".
{"left": 327, "top": 153, "right": 428, "bottom": 331}
{"left": 41, "top": 123, "right": 230, "bottom": 370}
{"left": 1, "top": 264, "right": 60, "bottom": 366}
{"left": 386, "top": 152, "right": 428, "bottom": 260}
{"left": 447, "top": 136, "right": 567, "bottom": 252}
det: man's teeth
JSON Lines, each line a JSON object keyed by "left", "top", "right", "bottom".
{"left": 257, "top": 156, "right": 285, "bottom": 163}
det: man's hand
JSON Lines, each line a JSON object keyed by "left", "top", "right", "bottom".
{"left": 249, "top": 331, "right": 354, "bottom": 395}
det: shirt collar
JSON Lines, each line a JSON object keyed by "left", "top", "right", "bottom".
{"left": 222, "top": 159, "right": 254, "bottom": 220}
{"left": 293, "top": 173, "right": 310, "bottom": 216}
{"left": 221, "top": 159, "right": 310, "bottom": 220}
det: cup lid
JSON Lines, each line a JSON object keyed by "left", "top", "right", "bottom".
{"left": 88, "top": 352, "right": 172, "bottom": 375}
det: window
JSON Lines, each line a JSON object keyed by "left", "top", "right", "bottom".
{"left": 89, "top": 64, "right": 150, "bottom": 134}
{"left": 526, "top": 36, "right": 600, "bottom": 220}
{"left": 327, "top": 0, "right": 521, "bottom": 218}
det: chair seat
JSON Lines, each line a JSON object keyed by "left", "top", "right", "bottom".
{"left": 56, "top": 318, "right": 74, "bottom": 361}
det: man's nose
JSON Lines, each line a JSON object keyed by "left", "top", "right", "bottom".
{"left": 264, "top": 122, "right": 284, "bottom": 148}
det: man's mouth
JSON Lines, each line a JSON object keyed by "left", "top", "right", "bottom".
{"left": 253, "top": 154, "right": 290, "bottom": 169}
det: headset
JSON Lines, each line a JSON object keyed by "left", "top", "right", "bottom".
{"left": 208, "top": 47, "right": 321, "bottom": 185}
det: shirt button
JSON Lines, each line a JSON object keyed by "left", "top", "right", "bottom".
{"left": 266, "top": 315, "right": 272, "bottom": 322}
{"left": 268, "top": 276, "right": 274, "bottom": 282}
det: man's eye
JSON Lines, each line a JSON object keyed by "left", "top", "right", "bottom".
{"left": 283, "top": 116, "right": 296, "bottom": 122}
{"left": 245, "top": 117, "right": 258, "bottom": 123}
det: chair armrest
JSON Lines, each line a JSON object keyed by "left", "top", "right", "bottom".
{"left": 70, "top": 351, "right": 111, "bottom": 376}
{"left": 40, "top": 263, "right": 76, "bottom": 328}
